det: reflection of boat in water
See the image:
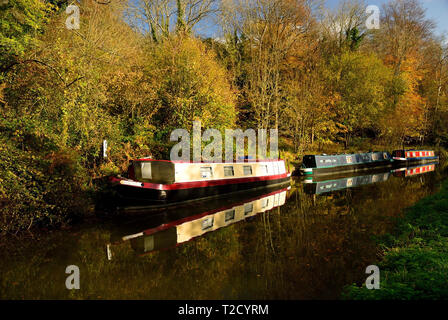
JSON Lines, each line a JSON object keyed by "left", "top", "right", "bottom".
{"left": 303, "top": 171, "right": 391, "bottom": 195}
{"left": 108, "top": 184, "right": 289, "bottom": 257}
{"left": 391, "top": 162, "right": 437, "bottom": 177}
{"left": 302, "top": 161, "right": 439, "bottom": 195}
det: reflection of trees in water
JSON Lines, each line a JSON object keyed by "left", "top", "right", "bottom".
{"left": 232, "top": 172, "right": 444, "bottom": 299}
{"left": 0, "top": 170, "right": 446, "bottom": 299}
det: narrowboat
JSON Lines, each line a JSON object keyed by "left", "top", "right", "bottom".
{"left": 392, "top": 150, "right": 438, "bottom": 165}
{"left": 109, "top": 187, "right": 288, "bottom": 256}
{"left": 299, "top": 151, "right": 392, "bottom": 176}
{"left": 391, "top": 162, "right": 437, "bottom": 177}
{"left": 109, "top": 158, "right": 291, "bottom": 204}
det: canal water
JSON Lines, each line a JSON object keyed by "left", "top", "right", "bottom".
{"left": 1, "top": 162, "right": 447, "bottom": 299}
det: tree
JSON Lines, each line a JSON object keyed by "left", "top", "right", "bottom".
{"left": 327, "top": 51, "right": 394, "bottom": 147}
{"left": 370, "top": 0, "right": 436, "bottom": 145}
{"left": 0, "top": 0, "right": 50, "bottom": 79}
{"left": 220, "top": 0, "right": 316, "bottom": 130}
{"left": 146, "top": 35, "right": 236, "bottom": 135}
{"left": 126, "top": 0, "right": 218, "bottom": 42}
{"left": 318, "top": 0, "right": 367, "bottom": 55}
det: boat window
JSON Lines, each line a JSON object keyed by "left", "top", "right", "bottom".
{"left": 202, "top": 217, "right": 214, "bottom": 230}
{"left": 261, "top": 165, "right": 268, "bottom": 175}
{"left": 244, "top": 203, "right": 253, "bottom": 215}
{"left": 243, "top": 165, "right": 252, "bottom": 175}
{"left": 141, "top": 162, "right": 152, "bottom": 179}
{"left": 200, "top": 167, "right": 213, "bottom": 178}
{"left": 224, "top": 166, "right": 234, "bottom": 177}
{"left": 278, "top": 161, "right": 285, "bottom": 174}
{"left": 143, "top": 235, "right": 155, "bottom": 252}
{"left": 273, "top": 194, "right": 279, "bottom": 206}
{"left": 346, "top": 156, "right": 353, "bottom": 164}
{"left": 225, "top": 209, "right": 235, "bottom": 222}
{"left": 261, "top": 198, "right": 269, "bottom": 208}
{"left": 273, "top": 162, "right": 279, "bottom": 174}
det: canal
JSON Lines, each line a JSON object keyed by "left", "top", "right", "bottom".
{"left": 1, "top": 162, "right": 446, "bottom": 299}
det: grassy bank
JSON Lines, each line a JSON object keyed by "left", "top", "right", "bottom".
{"left": 343, "top": 179, "right": 448, "bottom": 299}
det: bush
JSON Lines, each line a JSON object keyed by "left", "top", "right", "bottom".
{"left": 0, "top": 117, "right": 89, "bottom": 234}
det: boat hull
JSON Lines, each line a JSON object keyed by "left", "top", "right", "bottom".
{"left": 392, "top": 156, "right": 439, "bottom": 167}
{"left": 110, "top": 174, "right": 291, "bottom": 205}
{"left": 300, "top": 159, "right": 392, "bottom": 176}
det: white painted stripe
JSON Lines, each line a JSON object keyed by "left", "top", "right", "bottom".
{"left": 122, "top": 232, "right": 144, "bottom": 241}
{"left": 120, "top": 180, "right": 144, "bottom": 187}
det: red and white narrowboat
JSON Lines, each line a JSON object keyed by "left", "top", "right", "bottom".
{"left": 392, "top": 149, "right": 438, "bottom": 165}
{"left": 109, "top": 158, "right": 291, "bottom": 204}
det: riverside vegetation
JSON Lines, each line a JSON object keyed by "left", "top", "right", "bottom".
{"left": 1, "top": 0, "right": 448, "bottom": 234}
{"left": 344, "top": 178, "right": 448, "bottom": 299}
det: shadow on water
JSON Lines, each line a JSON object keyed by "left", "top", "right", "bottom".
{"left": 0, "top": 162, "right": 447, "bottom": 299}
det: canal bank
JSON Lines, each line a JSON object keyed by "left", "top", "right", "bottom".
{"left": 344, "top": 179, "right": 448, "bottom": 299}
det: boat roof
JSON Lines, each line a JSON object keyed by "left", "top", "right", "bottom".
{"left": 394, "top": 149, "right": 434, "bottom": 152}
{"left": 305, "top": 151, "right": 387, "bottom": 157}
{"left": 132, "top": 158, "right": 285, "bottom": 163}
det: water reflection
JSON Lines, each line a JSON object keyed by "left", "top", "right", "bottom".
{"left": 303, "top": 171, "right": 391, "bottom": 195}
{"left": 391, "top": 162, "right": 437, "bottom": 177}
{"left": 302, "top": 162, "right": 438, "bottom": 195}
{"left": 108, "top": 185, "right": 289, "bottom": 257}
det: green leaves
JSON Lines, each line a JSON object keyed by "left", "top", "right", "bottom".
{"left": 0, "top": 0, "right": 50, "bottom": 71}
{"left": 344, "top": 180, "right": 448, "bottom": 300}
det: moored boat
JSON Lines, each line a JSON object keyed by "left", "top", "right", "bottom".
{"left": 298, "top": 151, "right": 392, "bottom": 176}
{"left": 109, "top": 158, "right": 291, "bottom": 204}
{"left": 391, "top": 149, "right": 439, "bottom": 165}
